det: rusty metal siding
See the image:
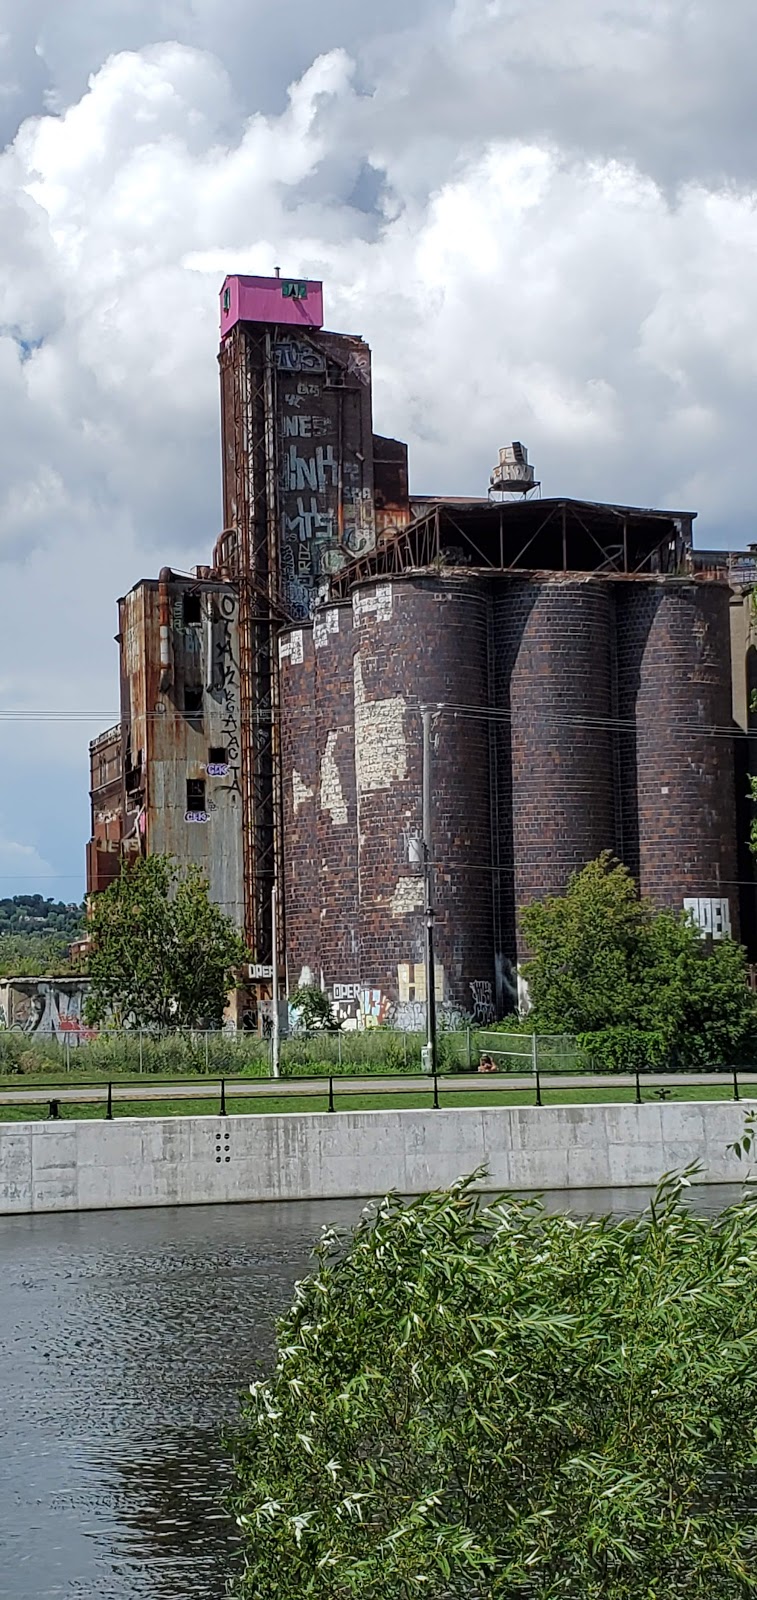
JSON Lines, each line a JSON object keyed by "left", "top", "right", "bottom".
{"left": 373, "top": 435, "right": 410, "bottom": 541}
{"left": 113, "top": 578, "right": 245, "bottom": 928}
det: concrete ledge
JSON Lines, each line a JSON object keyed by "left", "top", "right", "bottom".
{"left": 0, "top": 1102, "right": 751, "bottom": 1215}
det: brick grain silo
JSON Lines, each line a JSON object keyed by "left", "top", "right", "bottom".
{"left": 312, "top": 600, "right": 360, "bottom": 1001}
{"left": 616, "top": 579, "right": 739, "bottom": 938}
{"left": 278, "top": 622, "right": 320, "bottom": 986}
{"left": 494, "top": 575, "right": 617, "bottom": 964}
{"left": 351, "top": 575, "right": 494, "bottom": 1024}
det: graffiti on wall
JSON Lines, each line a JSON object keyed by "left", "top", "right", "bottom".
{"left": 276, "top": 339, "right": 375, "bottom": 617}
{"left": 331, "top": 983, "right": 394, "bottom": 1031}
{"left": 683, "top": 897, "right": 732, "bottom": 940}
{"left": 212, "top": 591, "right": 242, "bottom": 799}
{"left": 329, "top": 964, "right": 479, "bottom": 1033}
{"left": 469, "top": 980, "right": 496, "bottom": 1026}
{"left": 0, "top": 980, "right": 95, "bottom": 1042}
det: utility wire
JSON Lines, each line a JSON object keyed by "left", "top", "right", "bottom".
{"left": 1, "top": 705, "right": 756, "bottom": 741}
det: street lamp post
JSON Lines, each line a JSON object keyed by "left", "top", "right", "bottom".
{"left": 422, "top": 707, "right": 437, "bottom": 1076}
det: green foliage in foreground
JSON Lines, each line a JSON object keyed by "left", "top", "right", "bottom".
{"left": 85, "top": 855, "right": 248, "bottom": 1030}
{"left": 0, "top": 933, "right": 79, "bottom": 978}
{"left": 290, "top": 985, "right": 338, "bottom": 1032}
{"left": 230, "top": 1172, "right": 757, "bottom": 1599}
{"left": 521, "top": 853, "right": 757, "bottom": 1067}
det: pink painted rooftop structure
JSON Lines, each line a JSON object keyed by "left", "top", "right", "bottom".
{"left": 220, "top": 274, "right": 324, "bottom": 337}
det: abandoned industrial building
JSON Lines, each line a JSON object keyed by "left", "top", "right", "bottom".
{"left": 87, "top": 274, "right": 757, "bottom": 1030}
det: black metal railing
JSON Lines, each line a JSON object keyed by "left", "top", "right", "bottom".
{"left": 0, "top": 1066, "right": 754, "bottom": 1122}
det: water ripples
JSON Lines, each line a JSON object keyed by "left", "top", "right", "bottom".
{"left": 0, "top": 1186, "right": 746, "bottom": 1597}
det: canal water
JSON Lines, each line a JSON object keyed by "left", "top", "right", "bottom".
{"left": 0, "top": 1186, "right": 747, "bottom": 1599}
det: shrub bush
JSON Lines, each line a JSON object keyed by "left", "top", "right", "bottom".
{"left": 576, "top": 1025, "right": 670, "bottom": 1075}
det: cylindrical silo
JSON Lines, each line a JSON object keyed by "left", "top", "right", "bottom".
{"left": 312, "top": 601, "right": 360, "bottom": 1020}
{"left": 353, "top": 575, "right": 494, "bottom": 1027}
{"left": 616, "top": 579, "right": 738, "bottom": 939}
{"left": 278, "top": 622, "right": 321, "bottom": 987}
{"left": 494, "top": 576, "right": 616, "bottom": 966}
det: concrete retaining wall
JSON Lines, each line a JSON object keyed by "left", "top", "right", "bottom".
{"left": 0, "top": 1102, "right": 751, "bottom": 1216}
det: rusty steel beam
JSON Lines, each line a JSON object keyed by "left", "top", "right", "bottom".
{"left": 219, "top": 325, "right": 287, "bottom": 969}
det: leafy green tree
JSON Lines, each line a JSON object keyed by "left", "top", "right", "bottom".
{"left": 520, "top": 853, "right": 644, "bottom": 1031}
{"left": 230, "top": 1173, "right": 757, "bottom": 1599}
{"left": 289, "top": 984, "right": 336, "bottom": 1031}
{"left": 520, "top": 852, "right": 757, "bottom": 1067}
{"left": 85, "top": 855, "right": 248, "bottom": 1029}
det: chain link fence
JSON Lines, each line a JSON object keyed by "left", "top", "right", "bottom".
{"left": 0, "top": 1025, "right": 481, "bottom": 1079}
{"left": 473, "top": 1032, "right": 589, "bottom": 1073}
{"left": 0, "top": 1023, "right": 594, "bottom": 1081}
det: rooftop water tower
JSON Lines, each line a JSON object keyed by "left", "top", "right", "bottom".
{"left": 489, "top": 442, "right": 539, "bottom": 498}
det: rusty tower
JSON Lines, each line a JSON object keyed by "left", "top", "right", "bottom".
{"left": 216, "top": 273, "right": 380, "bottom": 964}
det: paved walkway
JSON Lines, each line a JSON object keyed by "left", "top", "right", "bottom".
{"left": 1, "top": 1071, "right": 754, "bottom": 1105}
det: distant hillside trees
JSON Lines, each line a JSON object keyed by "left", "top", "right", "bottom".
{"left": 0, "top": 895, "right": 84, "bottom": 938}
{"left": 0, "top": 896, "right": 86, "bottom": 977}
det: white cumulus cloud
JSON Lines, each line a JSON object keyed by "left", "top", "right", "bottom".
{"left": 0, "top": 3, "right": 756, "bottom": 894}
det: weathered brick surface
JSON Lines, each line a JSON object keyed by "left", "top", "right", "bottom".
{"left": 278, "top": 625, "right": 320, "bottom": 984}
{"left": 314, "top": 602, "right": 359, "bottom": 988}
{"left": 278, "top": 572, "right": 741, "bottom": 1016}
{"left": 615, "top": 580, "right": 739, "bottom": 935}
{"left": 353, "top": 576, "right": 494, "bottom": 1012}
{"left": 494, "top": 577, "right": 616, "bottom": 963}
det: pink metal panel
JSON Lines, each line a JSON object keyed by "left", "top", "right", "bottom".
{"left": 220, "top": 274, "right": 324, "bottom": 336}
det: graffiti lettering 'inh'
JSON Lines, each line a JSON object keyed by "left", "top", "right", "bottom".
{"left": 276, "top": 335, "right": 375, "bottom": 616}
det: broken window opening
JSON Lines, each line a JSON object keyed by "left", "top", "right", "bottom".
{"left": 182, "top": 592, "right": 202, "bottom": 626}
{"left": 186, "top": 778, "right": 206, "bottom": 810}
{"left": 184, "top": 685, "right": 204, "bottom": 719}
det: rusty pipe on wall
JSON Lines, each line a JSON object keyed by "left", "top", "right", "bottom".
{"left": 212, "top": 527, "right": 238, "bottom": 574}
{"left": 158, "top": 566, "right": 173, "bottom": 693}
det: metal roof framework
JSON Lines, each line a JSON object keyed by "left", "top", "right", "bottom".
{"left": 329, "top": 497, "right": 696, "bottom": 598}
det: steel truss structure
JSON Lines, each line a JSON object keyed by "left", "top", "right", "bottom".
{"left": 330, "top": 496, "right": 695, "bottom": 598}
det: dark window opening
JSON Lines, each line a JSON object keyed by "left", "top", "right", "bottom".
{"left": 208, "top": 746, "right": 227, "bottom": 765}
{"left": 223, "top": 287, "right": 231, "bottom": 313}
{"left": 184, "top": 685, "right": 203, "bottom": 719}
{"left": 187, "top": 778, "right": 206, "bottom": 810}
{"left": 183, "top": 591, "right": 202, "bottom": 625}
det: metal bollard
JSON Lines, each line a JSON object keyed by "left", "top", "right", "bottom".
{"left": 432, "top": 1071, "right": 440, "bottom": 1110}
{"left": 733, "top": 1066, "right": 740, "bottom": 1103}
{"left": 535, "top": 1067, "right": 542, "bottom": 1107}
{"left": 220, "top": 1078, "right": 227, "bottom": 1117}
{"left": 105, "top": 1081, "right": 113, "bottom": 1120}
{"left": 328, "top": 1076, "right": 335, "bottom": 1113}
{"left": 635, "top": 1067, "right": 642, "bottom": 1105}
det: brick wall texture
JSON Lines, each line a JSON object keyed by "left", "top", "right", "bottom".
{"left": 279, "top": 573, "right": 739, "bottom": 1015}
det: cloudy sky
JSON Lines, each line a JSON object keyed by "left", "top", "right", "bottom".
{"left": 1, "top": 0, "right": 756, "bottom": 901}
